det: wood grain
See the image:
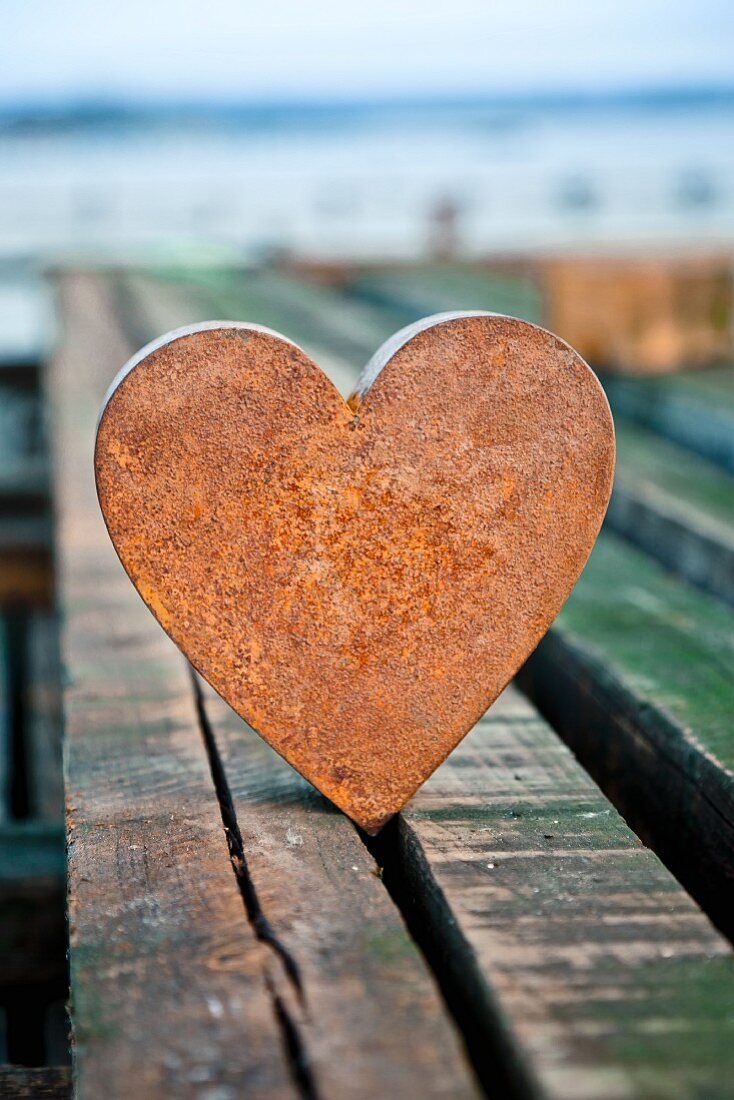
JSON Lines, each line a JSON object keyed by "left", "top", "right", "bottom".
{"left": 520, "top": 533, "right": 734, "bottom": 940}
{"left": 52, "top": 274, "right": 295, "bottom": 1099}
{"left": 376, "top": 687, "right": 734, "bottom": 1100}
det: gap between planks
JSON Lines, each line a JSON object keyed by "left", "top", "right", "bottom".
{"left": 190, "top": 669, "right": 317, "bottom": 1100}
{"left": 191, "top": 669, "right": 483, "bottom": 1100}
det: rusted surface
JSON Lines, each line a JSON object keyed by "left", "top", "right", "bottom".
{"left": 95, "top": 312, "right": 615, "bottom": 833}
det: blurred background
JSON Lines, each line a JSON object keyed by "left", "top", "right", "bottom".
{"left": 0, "top": 0, "right": 733, "bottom": 1087}
{"left": 1, "top": 0, "right": 734, "bottom": 363}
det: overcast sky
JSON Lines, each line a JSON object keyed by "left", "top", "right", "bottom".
{"left": 3, "top": 0, "right": 734, "bottom": 106}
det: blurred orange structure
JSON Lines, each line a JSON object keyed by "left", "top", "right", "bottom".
{"left": 536, "top": 253, "right": 734, "bottom": 375}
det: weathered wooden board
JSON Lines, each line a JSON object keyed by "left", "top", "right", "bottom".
{"left": 197, "top": 679, "right": 477, "bottom": 1098}
{"left": 374, "top": 686, "right": 734, "bottom": 1100}
{"left": 520, "top": 533, "right": 734, "bottom": 940}
{"left": 115, "top": 265, "right": 480, "bottom": 1096}
{"left": 52, "top": 274, "right": 296, "bottom": 1099}
{"left": 603, "top": 372, "right": 734, "bottom": 474}
{"left": 608, "top": 423, "right": 734, "bottom": 606}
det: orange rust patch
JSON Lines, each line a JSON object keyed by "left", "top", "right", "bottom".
{"left": 95, "top": 316, "right": 615, "bottom": 833}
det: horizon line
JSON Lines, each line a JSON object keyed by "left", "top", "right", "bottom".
{"left": 2, "top": 81, "right": 734, "bottom": 119}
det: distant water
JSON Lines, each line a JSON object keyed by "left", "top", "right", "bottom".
{"left": 0, "top": 97, "right": 733, "bottom": 264}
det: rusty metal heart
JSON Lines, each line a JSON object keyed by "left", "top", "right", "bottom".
{"left": 95, "top": 312, "right": 615, "bottom": 833}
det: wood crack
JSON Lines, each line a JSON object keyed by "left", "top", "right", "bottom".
{"left": 189, "top": 666, "right": 321, "bottom": 1100}
{"left": 362, "top": 817, "right": 545, "bottom": 1100}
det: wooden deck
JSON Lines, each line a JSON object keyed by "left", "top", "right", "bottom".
{"left": 36, "top": 266, "right": 734, "bottom": 1097}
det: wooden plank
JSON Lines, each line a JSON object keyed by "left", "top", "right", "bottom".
{"left": 603, "top": 373, "right": 734, "bottom": 474}
{"left": 0, "top": 1066, "right": 71, "bottom": 1099}
{"left": 197, "top": 679, "right": 478, "bottom": 1099}
{"left": 51, "top": 273, "right": 296, "bottom": 1099}
{"left": 608, "top": 424, "right": 734, "bottom": 606}
{"left": 519, "top": 532, "right": 734, "bottom": 941}
{"left": 372, "top": 686, "right": 734, "bottom": 1100}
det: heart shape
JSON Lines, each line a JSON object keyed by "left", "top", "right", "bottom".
{"left": 95, "top": 312, "right": 614, "bottom": 833}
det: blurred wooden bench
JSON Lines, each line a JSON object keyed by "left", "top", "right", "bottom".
{"left": 53, "top": 267, "right": 734, "bottom": 1099}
